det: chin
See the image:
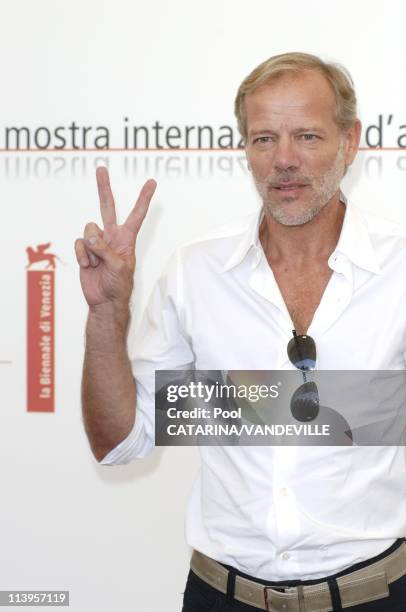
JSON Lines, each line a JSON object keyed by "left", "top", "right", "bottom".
{"left": 269, "top": 207, "right": 320, "bottom": 227}
{"left": 276, "top": 216, "right": 313, "bottom": 227}
{"left": 266, "top": 199, "right": 325, "bottom": 226}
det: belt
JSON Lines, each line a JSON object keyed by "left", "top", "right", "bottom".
{"left": 190, "top": 542, "right": 406, "bottom": 611}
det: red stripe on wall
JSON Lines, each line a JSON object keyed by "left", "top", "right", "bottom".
{"left": 27, "top": 270, "right": 54, "bottom": 412}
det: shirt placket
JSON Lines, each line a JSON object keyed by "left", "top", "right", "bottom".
{"left": 249, "top": 248, "right": 355, "bottom": 576}
{"left": 249, "top": 253, "right": 304, "bottom": 573}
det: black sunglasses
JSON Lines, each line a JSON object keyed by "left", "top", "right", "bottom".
{"left": 287, "top": 330, "right": 319, "bottom": 422}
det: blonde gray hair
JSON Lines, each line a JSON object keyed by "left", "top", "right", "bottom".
{"left": 235, "top": 52, "right": 357, "bottom": 141}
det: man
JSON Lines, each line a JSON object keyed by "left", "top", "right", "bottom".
{"left": 75, "top": 52, "right": 406, "bottom": 611}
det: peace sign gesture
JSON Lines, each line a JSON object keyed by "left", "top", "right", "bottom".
{"left": 75, "top": 167, "right": 156, "bottom": 309}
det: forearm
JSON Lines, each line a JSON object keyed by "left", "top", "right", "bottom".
{"left": 82, "top": 303, "right": 136, "bottom": 462}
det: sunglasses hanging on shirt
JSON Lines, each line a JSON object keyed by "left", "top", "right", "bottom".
{"left": 287, "top": 330, "right": 319, "bottom": 422}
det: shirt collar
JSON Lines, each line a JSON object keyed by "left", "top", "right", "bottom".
{"left": 333, "top": 196, "right": 381, "bottom": 274}
{"left": 221, "top": 191, "right": 382, "bottom": 275}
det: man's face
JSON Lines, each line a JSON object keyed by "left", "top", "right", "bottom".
{"left": 244, "top": 70, "right": 361, "bottom": 226}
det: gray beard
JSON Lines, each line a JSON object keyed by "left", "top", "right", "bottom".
{"left": 254, "top": 139, "right": 347, "bottom": 226}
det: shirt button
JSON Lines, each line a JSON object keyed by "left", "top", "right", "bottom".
{"left": 281, "top": 552, "right": 290, "bottom": 561}
{"left": 280, "top": 487, "right": 288, "bottom": 496}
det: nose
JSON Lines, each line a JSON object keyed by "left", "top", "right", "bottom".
{"left": 273, "top": 134, "right": 300, "bottom": 173}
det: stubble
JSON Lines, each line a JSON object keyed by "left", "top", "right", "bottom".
{"left": 254, "top": 139, "right": 347, "bottom": 226}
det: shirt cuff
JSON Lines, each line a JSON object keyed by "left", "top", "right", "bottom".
{"left": 98, "top": 413, "right": 154, "bottom": 465}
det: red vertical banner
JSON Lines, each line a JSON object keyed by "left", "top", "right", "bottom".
{"left": 27, "top": 270, "right": 55, "bottom": 412}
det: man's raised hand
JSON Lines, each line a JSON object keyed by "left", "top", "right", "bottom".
{"left": 74, "top": 167, "right": 156, "bottom": 309}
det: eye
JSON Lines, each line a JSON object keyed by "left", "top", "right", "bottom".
{"left": 252, "top": 136, "right": 274, "bottom": 145}
{"left": 299, "top": 134, "right": 319, "bottom": 142}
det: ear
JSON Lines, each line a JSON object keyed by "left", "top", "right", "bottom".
{"left": 344, "top": 119, "right": 362, "bottom": 167}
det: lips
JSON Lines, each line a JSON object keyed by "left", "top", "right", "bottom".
{"left": 273, "top": 183, "right": 308, "bottom": 190}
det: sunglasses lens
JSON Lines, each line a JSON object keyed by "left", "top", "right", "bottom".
{"left": 290, "top": 381, "right": 319, "bottom": 421}
{"left": 287, "top": 335, "right": 316, "bottom": 370}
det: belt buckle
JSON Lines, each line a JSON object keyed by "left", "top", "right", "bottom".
{"left": 264, "top": 584, "right": 305, "bottom": 612}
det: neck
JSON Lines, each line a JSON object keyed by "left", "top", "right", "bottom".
{"left": 259, "top": 192, "right": 345, "bottom": 266}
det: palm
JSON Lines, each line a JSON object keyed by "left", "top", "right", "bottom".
{"left": 79, "top": 168, "right": 156, "bottom": 307}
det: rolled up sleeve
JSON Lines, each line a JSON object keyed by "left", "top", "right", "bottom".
{"left": 99, "top": 249, "right": 194, "bottom": 465}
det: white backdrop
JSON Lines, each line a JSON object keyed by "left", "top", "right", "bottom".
{"left": 1, "top": 1, "right": 406, "bottom": 610}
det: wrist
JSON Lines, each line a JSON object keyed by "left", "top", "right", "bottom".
{"left": 86, "top": 301, "right": 131, "bottom": 346}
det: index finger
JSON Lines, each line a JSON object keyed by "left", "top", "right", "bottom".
{"left": 124, "top": 179, "right": 157, "bottom": 235}
{"left": 96, "top": 166, "right": 117, "bottom": 227}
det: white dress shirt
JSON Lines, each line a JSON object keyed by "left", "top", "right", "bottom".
{"left": 100, "top": 195, "right": 406, "bottom": 581}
